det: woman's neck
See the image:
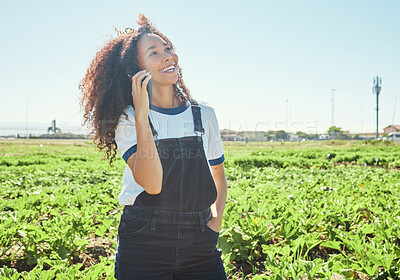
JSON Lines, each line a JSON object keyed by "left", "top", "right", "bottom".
{"left": 150, "top": 84, "right": 182, "bottom": 108}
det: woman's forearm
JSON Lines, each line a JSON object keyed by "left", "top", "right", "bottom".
{"left": 127, "top": 117, "right": 163, "bottom": 195}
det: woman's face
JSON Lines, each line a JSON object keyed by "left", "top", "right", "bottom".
{"left": 137, "top": 33, "right": 179, "bottom": 86}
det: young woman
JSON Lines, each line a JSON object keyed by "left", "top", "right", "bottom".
{"left": 80, "top": 15, "right": 228, "bottom": 279}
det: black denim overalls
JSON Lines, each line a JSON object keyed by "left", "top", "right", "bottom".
{"left": 114, "top": 100, "right": 227, "bottom": 280}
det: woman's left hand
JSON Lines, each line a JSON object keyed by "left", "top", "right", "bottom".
{"left": 206, "top": 217, "right": 221, "bottom": 233}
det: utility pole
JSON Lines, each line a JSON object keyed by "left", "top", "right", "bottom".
{"left": 286, "top": 99, "right": 289, "bottom": 132}
{"left": 331, "top": 89, "right": 335, "bottom": 139}
{"left": 391, "top": 94, "right": 398, "bottom": 139}
{"left": 361, "top": 103, "right": 364, "bottom": 139}
{"left": 372, "top": 76, "right": 382, "bottom": 139}
{"left": 26, "top": 96, "right": 29, "bottom": 139}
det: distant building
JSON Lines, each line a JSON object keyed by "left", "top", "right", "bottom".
{"left": 237, "top": 131, "right": 257, "bottom": 141}
{"left": 383, "top": 125, "right": 400, "bottom": 135}
{"left": 388, "top": 132, "right": 400, "bottom": 141}
{"left": 357, "top": 132, "right": 384, "bottom": 139}
{"left": 237, "top": 130, "right": 272, "bottom": 141}
{"left": 220, "top": 129, "right": 237, "bottom": 141}
{"left": 288, "top": 134, "right": 299, "bottom": 141}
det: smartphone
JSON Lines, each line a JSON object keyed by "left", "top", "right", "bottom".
{"left": 145, "top": 79, "right": 152, "bottom": 102}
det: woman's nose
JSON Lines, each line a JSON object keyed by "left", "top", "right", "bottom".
{"left": 162, "top": 53, "right": 172, "bottom": 62}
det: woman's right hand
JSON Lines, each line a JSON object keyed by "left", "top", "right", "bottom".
{"left": 129, "top": 70, "right": 152, "bottom": 121}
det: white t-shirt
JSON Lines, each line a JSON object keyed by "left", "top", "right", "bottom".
{"left": 115, "top": 99, "right": 225, "bottom": 206}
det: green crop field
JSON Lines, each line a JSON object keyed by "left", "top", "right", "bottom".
{"left": 1, "top": 139, "right": 399, "bottom": 279}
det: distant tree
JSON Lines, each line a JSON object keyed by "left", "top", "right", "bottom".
{"left": 295, "top": 131, "right": 308, "bottom": 140}
{"left": 327, "top": 126, "right": 351, "bottom": 139}
{"left": 276, "top": 130, "right": 288, "bottom": 141}
{"left": 263, "top": 131, "right": 275, "bottom": 141}
{"left": 327, "top": 126, "right": 342, "bottom": 134}
{"left": 327, "top": 126, "right": 342, "bottom": 138}
{"left": 307, "top": 133, "right": 318, "bottom": 140}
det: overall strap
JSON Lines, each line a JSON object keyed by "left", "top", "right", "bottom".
{"left": 148, "top": 116, "right": 159, "bottom": 140}
{"left": 133, "top": 103, "right": 158, "bottom": 139}
{"left": 148, "top": 100, "right": 204, "bottom": 140}
{"left": 189, "top": 99, "right": 205, "bottom": 135}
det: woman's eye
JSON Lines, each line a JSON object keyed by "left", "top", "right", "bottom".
{"left": 150, "top": 51, "right": 157, "bottom": 56}
{"left": 165, "top": 47, "right": 172, "bottom": 52}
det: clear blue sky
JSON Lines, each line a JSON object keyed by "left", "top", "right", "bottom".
{"left": 1, "top": 0, "right": 399, "bottom": 135}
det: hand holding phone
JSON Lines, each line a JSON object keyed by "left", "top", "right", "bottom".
{"left": 128, "top": 70, "right": 152, "bottom": 119}
{"left": 128, "top": 72, "right": 152, "bottom": 102}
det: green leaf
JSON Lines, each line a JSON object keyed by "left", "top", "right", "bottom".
{"left": 252, "top": 275, "right": 269, "bottom": 280}
{"left": 0, "top": 266, "right": 21, "bottom": 280}
{"left": 57, "top": 245, "right": 69, "bottom": 260}
{"left": 231, "top": 232, "right": 243, "bottom": 245}
{"left": 320, "top": 241, "right": 342, "bottom": 251}
{"left": 217, "top": 236, "right": 233, "bottom": 255}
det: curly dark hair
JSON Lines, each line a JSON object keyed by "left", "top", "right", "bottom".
{"left": 80, "top": 14, "right": 192, "bottom": 165}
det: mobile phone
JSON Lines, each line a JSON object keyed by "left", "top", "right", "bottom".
{"left": 146, "top": 79, "right": 152, "bottom": 102}
{"left": 128, "top": 74, "right": 152, "bottom": 102}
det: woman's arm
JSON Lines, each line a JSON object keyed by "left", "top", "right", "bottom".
{"left": 126, "top": 70, "right": 162, "bottom": 195}
{"left": 207, "top": 162, "right": 228, "bottom": 232}
{"left": 126, "top": 70, "right": 163, "bottom": 194}
{"left": 127, "top": 118, "right": 163, "bottom": 194}
{"left": 126, "top": 118, "right": 163, "bottom": 195}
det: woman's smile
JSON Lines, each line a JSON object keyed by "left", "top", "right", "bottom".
{"left": 159, "top": 64, "right": 176, "bottom": 74}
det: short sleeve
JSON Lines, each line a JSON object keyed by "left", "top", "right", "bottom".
{"left": 206, "top": 107, "right": 225, "bottom": 166}
{"left": 115, "top": 106, "right": 137, "bottom": 163}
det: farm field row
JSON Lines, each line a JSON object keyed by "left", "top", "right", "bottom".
{"left": 0, "top": 140, "right": 399, "bottom": 279}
